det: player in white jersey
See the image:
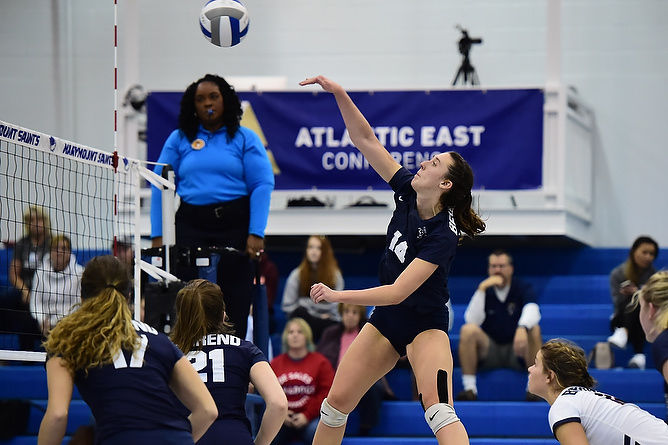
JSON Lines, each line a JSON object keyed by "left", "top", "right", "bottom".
{"left": 528, "top": 339, "right": 668, "bottom": 445}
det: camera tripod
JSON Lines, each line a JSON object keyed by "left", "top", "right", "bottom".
{"left": 452, "top": 54, "right": 479, "bottom": 86}
{"left": 452, "top": 25, "right": 482, "bottom": 86}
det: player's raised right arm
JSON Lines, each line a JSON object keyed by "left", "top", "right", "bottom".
{"left": 300, "top": 75, "right": 401, "bottom": 183}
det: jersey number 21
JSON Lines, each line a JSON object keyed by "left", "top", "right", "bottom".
{"left": 188, "top": 349, "right": 226, "bottom": 382}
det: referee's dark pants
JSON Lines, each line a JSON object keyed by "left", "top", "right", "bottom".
{"left": 175, "top": 197, "right": 253, "bottom": 339}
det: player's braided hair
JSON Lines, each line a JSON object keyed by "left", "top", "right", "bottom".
{"left": 171, "top": 279, "right": 234, "bottom": 355}
{"left": 540, "top": 339, "right": 596, "bottom": 390}
{"left": 438, "top": 151, "right": 486, "bottom": 238}
{"left": 178, "top": 73, "right": 243, "bottom": 142}
{"left": 43, "top": 255, "right": 137, "bottom": 375}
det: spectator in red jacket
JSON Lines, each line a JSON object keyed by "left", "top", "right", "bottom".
{"left": 270, "top": 317, "right": 334, "bottom": 445}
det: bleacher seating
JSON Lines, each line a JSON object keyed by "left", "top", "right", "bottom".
{"left": 1, "top": 245, "right": 667, "bottom": 444}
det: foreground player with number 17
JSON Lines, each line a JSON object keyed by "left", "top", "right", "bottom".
{"left": 300, "top": 75, "right": 486, "bottom": 445}
{"left": 38, "top": 256, "right": 217, "bottom": 445}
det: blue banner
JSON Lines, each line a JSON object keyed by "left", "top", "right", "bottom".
{"left": 147, "top": 89, "right": 543, "bottom": 190}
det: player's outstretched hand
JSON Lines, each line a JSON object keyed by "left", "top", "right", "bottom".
{"left": 299, "top": 75, "right": 344, "bottom": 95}
{"left": 310, "top": 282, "right": 337, "bottom": 303}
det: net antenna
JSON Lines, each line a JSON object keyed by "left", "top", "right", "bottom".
{"left": 452, "top": 24, "right": 483, "bottom": 86}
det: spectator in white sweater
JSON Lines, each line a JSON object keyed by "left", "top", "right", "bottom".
{"left": 30, "top": 234, "right": 84, "bottom": 334}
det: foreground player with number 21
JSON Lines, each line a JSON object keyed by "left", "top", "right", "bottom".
{"left": 300, "top": 75, "right": 485, "bottom": 445}
{"left": 170, "top": 279, "right": 288, "bottom": 445}
{"left": 38, "top": 256, "right": 217, "bottom": 445}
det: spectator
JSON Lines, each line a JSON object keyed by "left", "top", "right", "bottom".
{"left": 114, "top": 238, "right": 135, "bottom": 270}
{"left": 634, "top": 270, "right": 668, "bottom": 384}
{"left": 30, "top": 235, "right": 84, "bottom": 335}
{"left": 607, "top": 235, "right": 659, "bottom": 369}
{"left": 150, "top": 73, "right": 274, "bottom": 338}
{"left": 8, "top": 205, "right": 51, "bottom": 304}
{"left": 528, "top": 339, "right": 668, "bottom": 444}
{"left": 256, "top": 251, "right": 280, "bottom": 336}
{"left": 171, "top": 279, "right": 287, "bottom": 445}
{"left": 456, "top": 249, "right": 542, "bottom": 401}
{"left": 113, "top": 237, "right": 148, "bottom": 318}
{"left": 270, "top": 318, "right": 334, "bottom": 445}
{"left": 258, "top": 252, "right": 279, "bottom": 311}
{"left": 281, "top": 235, "right": 343, "bottom": 342}
{"left": 4, "top": 205, "right": 51, "bottom": 349}
{"left": 317, "top": 303, "right": 395, "bottom": 436}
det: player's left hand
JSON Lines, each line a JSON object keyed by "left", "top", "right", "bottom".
{"left": 246, "top": 234, "right": 264, "bottom": 259}
{"left": 299, "top": 75, "right": 344, "bottom": 95}
{"left": 310, "top": 283, "right": 336, "bottom": 303}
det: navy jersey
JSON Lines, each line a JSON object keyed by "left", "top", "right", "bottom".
{"left": 74, "top": 320, "right": 190, "bottom": 443}
{"left": 187, "top": 333, "right": 266, "bottom": 444}
{"left": 378, "top": 167, "right": 459, "bottom": 311}
{"left": 652, "top": 329, "right": 668, "bottom": 374}
{"left": 481, "top": 279, "right": 536, "bottom": 344}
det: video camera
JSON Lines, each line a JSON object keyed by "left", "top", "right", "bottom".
{"left": 456, "top": 25, "right": 482, "bottom": 57}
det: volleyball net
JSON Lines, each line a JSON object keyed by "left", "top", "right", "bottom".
{"left": 0, "top": 119, "right": 174, "bottom": 362}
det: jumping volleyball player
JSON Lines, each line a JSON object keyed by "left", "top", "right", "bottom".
{"left": 38, "top": 256, "right": 217, "bottom": 445}
{"left": 300, "top": 75, "right": 485, "bottom": 445}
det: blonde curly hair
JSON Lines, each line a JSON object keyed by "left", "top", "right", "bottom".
{"left": 43, "top": 255, "right": 138, "bottom": 375}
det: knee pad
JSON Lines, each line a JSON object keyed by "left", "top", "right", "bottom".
{"left": 424, "top": 402, "right": 459, "bottom": 435}
{"left": 319, "top": 398, "right": 348, "bottom": 428}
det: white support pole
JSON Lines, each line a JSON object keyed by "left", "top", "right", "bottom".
{"left": 162, "top": 168, "right": 176, "bottom": 276}
{"left": 133, "top": 162, "right": 142, "bottom": 320}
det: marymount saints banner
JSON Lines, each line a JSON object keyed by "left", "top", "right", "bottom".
{"left": 146, "top": 89, "right": 543, "bottom": 190}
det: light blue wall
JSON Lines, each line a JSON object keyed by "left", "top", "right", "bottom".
{"left": 1, "top": 0, "right": 666, "bottom": 247}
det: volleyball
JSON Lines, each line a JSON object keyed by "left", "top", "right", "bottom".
{"left": 199, "top": 0, "right": 249, "bottom": 47}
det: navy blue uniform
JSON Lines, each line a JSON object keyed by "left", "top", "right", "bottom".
{"left": 74, "top": 320, "right": 191, "bottom": 445}
{"left": 186, "top": 333, "right": 266, "bottom": 445}
{"left": 653, "top": 329, "right": 668, "bottom": 373}
{"left": 370, "top": 167, "right": 460, "bottom": 355}
{"left": 480, "top": 279, "right": 537, "bottom": 344}
{"left": 652, "top": 329, "right": 668, "bottom": 394}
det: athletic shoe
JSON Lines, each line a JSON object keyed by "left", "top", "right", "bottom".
{"left": 607, "top": 327, "right": 628, "bottom": 349}
{"left": 455, "top": 389, "right": 477, "bottom": 401}
{"left": 628, "top": 353, "right": 646, "bottom": 369}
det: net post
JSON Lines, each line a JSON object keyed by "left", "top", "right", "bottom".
{"left": 161, "top": 166, "right": 176, "bottom": 276}
{"left": 133, "top": 161, "right": 142, "bottom": 321}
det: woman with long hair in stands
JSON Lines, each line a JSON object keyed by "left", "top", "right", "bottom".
{"left": 607, "top": 235, "right": 659, "bottom": 368}
{"left": 170, "top": 279, "right": 287, "bottom": 445}
{"left": 38, "top": 255, "right": 217, "bottom": 445}
{"left": 527, "top": 338, "right": 668, "bottom": 444}
{"left": 281, "top": 235, "right": 344, "bottom": 341}
{"left": 300, "top": 75, "right": 486, "bottom": 445}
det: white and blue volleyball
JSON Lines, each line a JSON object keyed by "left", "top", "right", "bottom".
{"left": 199, "top": 0, "right": 249, "bottom": 47}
